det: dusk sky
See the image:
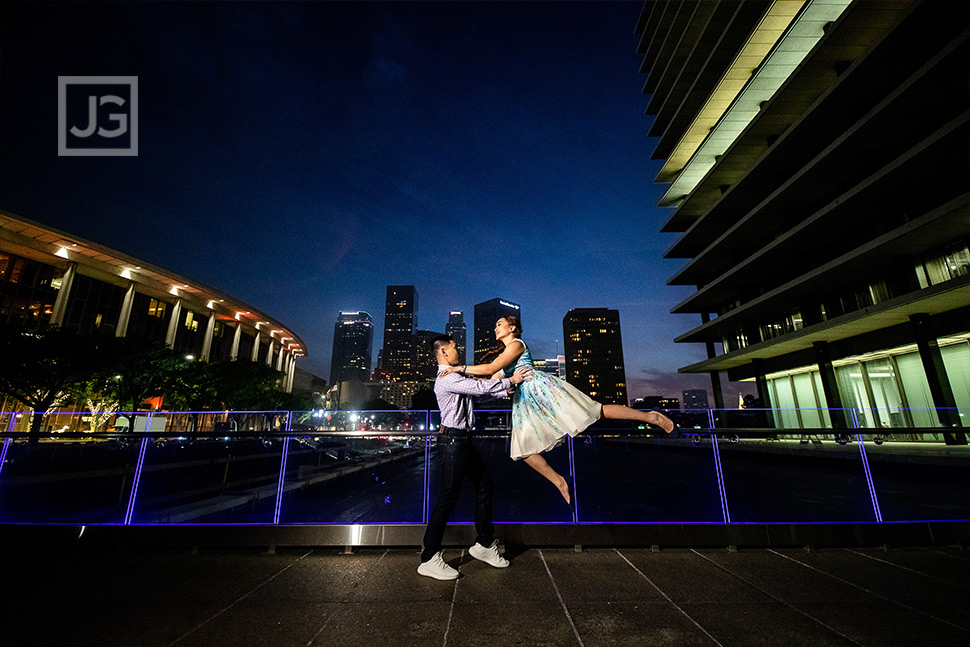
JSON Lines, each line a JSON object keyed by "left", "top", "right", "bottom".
{"left": 0, "top": 1, "right": 753, "bottom": 403}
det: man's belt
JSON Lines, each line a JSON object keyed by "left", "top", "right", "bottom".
{"left": 439, "top": 425, "right": 471, "bottom": 435}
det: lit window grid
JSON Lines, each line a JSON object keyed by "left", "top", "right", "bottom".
{"left": 660, "top": 0, "right": 851, "bottom": 206}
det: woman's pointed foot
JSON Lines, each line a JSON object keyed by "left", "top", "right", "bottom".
{"left": 556, "top": 477, "right": 571, "bottom": 504}
{"left": 651, "top": 412, "right": 675, "bottom": 434}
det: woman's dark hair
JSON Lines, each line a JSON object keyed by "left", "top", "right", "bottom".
{"left": 500, "top": 315, "right": 522, "bottom": 337}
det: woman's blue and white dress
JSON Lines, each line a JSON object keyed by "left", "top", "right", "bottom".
{"left": 502, "top": 339, "right": 601, "bottom": 460}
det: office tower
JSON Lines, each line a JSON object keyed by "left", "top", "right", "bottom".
{"left": 382, "top": 285, "right": 417, "bottom": 381}
{"left": 445, "top": 311, "right": 467, "bottom": 366}
{"left": 682, "top": 389, "right": 709, "bottom": 411}
{"left": 638, "top": 1, "right": 968, "bottom": 436}
{"left": 473, "top": 298, "right": 521, "bottom": 363}
{"left": 329, "top": 311, "right": 373, "bottom": 385}
{"left": 562, "top": 308, "right": 628, "bottom": 405}
{"left": 414, "top": 328, "right": 444, "bottom": 382}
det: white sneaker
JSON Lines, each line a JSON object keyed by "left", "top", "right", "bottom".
{"left": 469, "top": 540, "right": 509, "bottom": 568}
{"left": 417, "top": 551, "right": 459, "bottom": 580}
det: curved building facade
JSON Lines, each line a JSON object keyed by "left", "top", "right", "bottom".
{"left": 0, "top": 209, "right": 306, "bottom": 390}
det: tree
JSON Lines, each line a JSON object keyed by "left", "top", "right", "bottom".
{"left": 207, "top": 359, "right": 286, "bottom": 410}
{"left": 0, "top": 325, "right": 105, "bottom": 441}
{"left": 741, "top": 394, "right": 763, "bottom": 409}
{"left": 93, "top": 338, "right": 182, "bottom": 413}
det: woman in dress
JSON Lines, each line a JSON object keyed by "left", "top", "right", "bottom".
{"left": 440, "top": 315, "right": 674, "bottom": 503}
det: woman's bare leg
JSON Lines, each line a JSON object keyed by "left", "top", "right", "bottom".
{"left": 523, "top": 454, "right": 570, "bottom": 503}
{"left": 601, "top": 404, "right": 674, "bottom": 433}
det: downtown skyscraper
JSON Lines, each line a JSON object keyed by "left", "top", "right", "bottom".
{"left": 329, "top": 311, "right": 374, "bottom": 385}
{"left": 473, "top": 298, "right": 521, "bottom": 363}
{"left": 445, "top": 311, "right": 467, "bottom": 366}
{"left": 563, "top": 308, "right": 627, "bottom": 405}
{"left": 381, "top": 285, "right": 417, "bottom": 381}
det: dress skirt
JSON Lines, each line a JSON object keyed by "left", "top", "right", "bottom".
{"left": 510, "top": 370, "right": 602, "bottom": 460}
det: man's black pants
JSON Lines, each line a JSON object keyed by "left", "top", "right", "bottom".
{"left": 421, "top": 428, "right": 494, "bottom": 563}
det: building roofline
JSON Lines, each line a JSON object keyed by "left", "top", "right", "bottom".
{"left": 0, "top": 207, "right": 307, "bottom": 357}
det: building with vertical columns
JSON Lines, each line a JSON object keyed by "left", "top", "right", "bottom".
{"left": 563, "top": 308, "right": 628, "bottom": 405}
{"left": 0, "top": 209, "right": 307, "bottom": 391}
{"left": 637, "top": 0, "right": 969, "bottom": 435}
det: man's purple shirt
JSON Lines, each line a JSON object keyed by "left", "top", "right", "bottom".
{"left": 434, "top": 364, "right": 512, "bottom": 430}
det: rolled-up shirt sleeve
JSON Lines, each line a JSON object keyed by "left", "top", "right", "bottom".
{"left": 434, "top": 371, "right": 513, "bottom": 430}
{"left": 440, "top": 373, "right": 512, "bottom": 398}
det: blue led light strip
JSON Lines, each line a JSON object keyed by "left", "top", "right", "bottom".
{"left": 0, "top": 439, "right": 10, "bottom": 479}
{"left": 567, "top": 435, "right": 579, "bottom": 524}
{"left": 273, "top": 411, "right": 292, "bottom": 525}
{"left": 0, "top": 413, "right": 16, "bottom": 478}
{"left": 422, "top": 435, "right": 431, "bottom": 524}
{"left": 848, "top": 408, "right": 883, "bottom": 523}
{"left": 708, "top": 409, "right": 731, "bottom": 523}
{"left": 123, "top": 413, "right": 153, "bottom": 526}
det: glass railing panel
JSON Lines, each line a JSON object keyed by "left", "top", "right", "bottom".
{"left": 663, "top": 408, "right": 711, "bottom": 434}
{"left": 147, "top": 410, "right": 289, "bottom": 434}
{"left": 0, "top": 413, "right": 141, "bottom": 523}
{"left": 859, "top": 423, "right": 970, "bottom": 521}
{"left": 129, "top": 434, "right": 284, "bottom": 524}
{"left": 299, "top": 409, "right": 430, "bottom": 433}
{"left": 712, "top": 408, "right": 850, "bottom": 430}
{"left": 278, "top": 432, "right": 426, "bottom": 524}
{"left": 716, "top": 429, "right": 877, "bottom": 523}
{"left": 712, "top": 408, "right": 776, "bottom": 429}
{"left": 573, "top": 423, "right": 723, "bottom": 523}
{"left": 426, "top": 430, "right": 573, "bottom": 523}
{"left": 428, "top": 409, "right": 515, "bottom": 432}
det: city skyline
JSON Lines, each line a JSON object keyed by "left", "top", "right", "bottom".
{"left": 0, "top": 1, "right": 755, "bottom": 403}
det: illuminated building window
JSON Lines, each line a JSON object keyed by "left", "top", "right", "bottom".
{"left": 148, "top": 299, "right": 166, "bottom": 318}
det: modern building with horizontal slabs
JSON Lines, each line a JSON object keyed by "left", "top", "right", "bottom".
{"left": 637, "top": 0, "right": 969, "bottom": 436}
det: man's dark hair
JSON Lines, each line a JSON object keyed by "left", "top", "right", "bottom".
{"left": 431, "top": 334, "right": 453, "bottom": 360}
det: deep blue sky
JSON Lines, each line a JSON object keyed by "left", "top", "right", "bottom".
{"left": 0, "top": 1, "right": 752, "bottom": 403}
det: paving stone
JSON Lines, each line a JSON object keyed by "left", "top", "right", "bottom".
{"left": 570, "top": 602, "right": 719, "bottom": 647}
{"left": 680, "top": 601, "right": 859, "bottom": 647}
{"left": 616, "top": 548, "right": 774, "bottom": 604}
{"left": 2, "top": 545, "right": 967, "bottom": 646}
{"left": 795, "top": 600, "right": 970, "bottom": 647}
{"left": 445, "top": 602, "right": 578, "bottom": 647}
{"left": 540, "top": 548, "right": 668, "bottom": 603}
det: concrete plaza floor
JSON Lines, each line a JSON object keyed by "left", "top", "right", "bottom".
{"left": 3, "top": 543, "right": 969, "bottom": 646}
